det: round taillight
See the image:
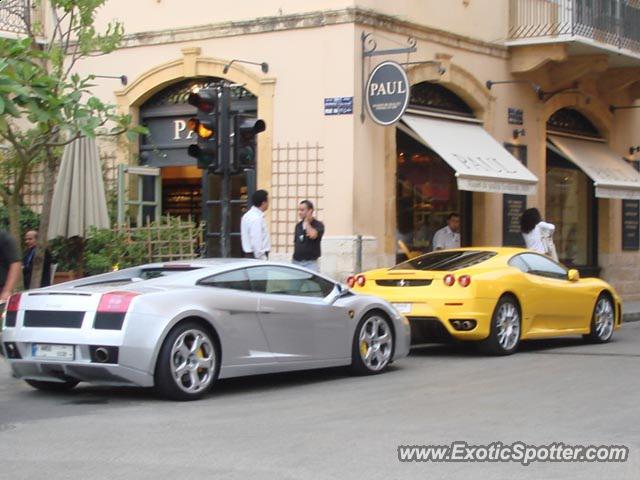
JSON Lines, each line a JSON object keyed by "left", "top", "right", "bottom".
{"left": 356, "top": 275, "right": 366, "bottom": 287}
{"left": 458, "top": 275, "right": 471, "bottom": 287}
{"left": 346, "top": 276, "right": 356, "bottom": 288}
{"left": 443, "top": 274, "right": 455, "bottom": 287}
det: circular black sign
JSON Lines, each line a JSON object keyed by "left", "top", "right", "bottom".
{"left": 365, "top": 61, "right": 410, "bottom": 126}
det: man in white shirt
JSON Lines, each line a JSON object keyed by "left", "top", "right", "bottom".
{"left": 432, "top": 213, "right": 461, "bottom": 251}
{"left": 241, "top": 190, "right": 271, "bottom": 260}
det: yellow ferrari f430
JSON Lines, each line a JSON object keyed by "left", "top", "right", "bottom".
{"left": 349, "top": 248, "right": 622, "bottom": 355}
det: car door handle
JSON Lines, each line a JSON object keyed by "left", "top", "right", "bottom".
{"left": 258, "top": 306, "right": 275, "bottom": 314}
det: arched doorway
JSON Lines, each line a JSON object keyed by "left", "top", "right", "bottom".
{"left": 138, "top": 78, "right": 257, "bottom": 255}
{"left": 546, "top": 107, "right": 602, "bottom": 274}
{"left": 395, "top": 81, "right": 474, "bottom": 260}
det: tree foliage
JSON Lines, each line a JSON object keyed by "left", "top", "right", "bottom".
{"left": 0, "top": 0, "right": 145, "bottom": 288}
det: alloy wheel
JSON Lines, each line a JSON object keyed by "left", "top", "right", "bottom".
{"left": 170, "top": 329, "right": 215, "bottom": 394}
{"left": 495, "top": 301, "right": 520, "bottom": 352}
{"left": 594, "top": 297, "right": 614, "bottom": 341}
{"left": 359, "top": 316, "right": 393, "bottom": 371}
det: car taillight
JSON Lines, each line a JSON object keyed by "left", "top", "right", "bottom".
{"left": 346, "top": 276, "right": 356, "bottom": 288}
{"left": 3, "top": 293, "right": 21, "bottom": 328}
{"left": 356, "top": 274, "right": 366, "bottom": 287}
{"left": 443, "top": 274, "right": 455, "bottom": 287}
{"left": 97, "top": 291, "right": 140, "bottom": 313}
{"left": 458, "top": 275, "right": 471, "bottom": 287}
{"left": 6, "top": 293, "right": 21, "bottom": 312}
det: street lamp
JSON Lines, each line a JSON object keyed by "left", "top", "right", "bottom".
{"left": 610, "top": 105, "right": 640, "bottom": 113}
{"left": 486, "top": 79, "right": 544, "bottom": 100}
{"left": 223, "top": 59, "right": 269, "bottom": 74}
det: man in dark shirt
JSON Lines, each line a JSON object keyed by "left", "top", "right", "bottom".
{"left": 0, "top": 229, "right": 21, "bottom": 303}
{"left": 22, "top": 230, "right": 52, "bottom": 289}
{"left": 292, "top": 200, "right": 324, "bottom": 272}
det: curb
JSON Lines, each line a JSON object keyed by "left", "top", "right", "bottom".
{"left": 622, "top": 313, "right": 640, "bottom": 323}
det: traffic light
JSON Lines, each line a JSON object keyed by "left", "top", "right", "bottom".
{"left": 231, "top": 115, "right": 266, "bottom": 174}
{"left": 187, "top": 88, "right": 219, "bottom": 171}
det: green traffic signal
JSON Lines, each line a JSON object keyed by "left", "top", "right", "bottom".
{"left": 232, "top": 116, "right": 266, "bottom": 174}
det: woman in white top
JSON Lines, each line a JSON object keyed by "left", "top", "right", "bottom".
{"left": 520, "top": 208, "right": 556, "bottom": 255}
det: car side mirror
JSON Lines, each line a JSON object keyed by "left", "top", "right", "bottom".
{"left": 326, "top": 284, "right": 349, "bottom": 304}
{"left": 567, "top": 269, "right": 580, "bottom": 282}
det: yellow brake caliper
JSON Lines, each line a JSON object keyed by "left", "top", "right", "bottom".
{"left": 196, "top": 347, "right": 204, "bottom": 373}
{"left": 360, "top": 340, "right": 368, "bottom": 358}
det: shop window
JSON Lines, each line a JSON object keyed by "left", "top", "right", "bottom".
{"left": 545, "top": 148, "right": 596, "bottom": 268}
{"left": 396, "top": 83, "right": 475, "bottom": 261}
{"left": 117, "top": 165, "right": 161, "bottom": 226}
{"left": 396, "top": 130, "right": 467, "bottom": 260}
{"left": 546, "top": 108, "right": 601, "bottom": 273}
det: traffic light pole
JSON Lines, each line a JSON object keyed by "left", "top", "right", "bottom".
{"left": 196, "top": 83, "right": 263, "bottom": 258}
{"left": 219, "top": 84, "right": 231, "bottom": 257}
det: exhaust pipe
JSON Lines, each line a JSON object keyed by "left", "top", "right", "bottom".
{"left": 94, "top": 347, "right": 110, "bottom": 363}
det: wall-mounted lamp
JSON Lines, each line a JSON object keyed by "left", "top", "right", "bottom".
{"left": 610, "top": 105, "right": 640, "bottom": 113}
{"left": 630, "top": 146, "right": 640, "bottom": 155}
{"left": 223, "top": 59, "right": 269, "bottom": 75}
{"left": 93, "top": 74, "right": 128, "bottom": 86}
{"left": 486, "top": 80, "right": 544, "bottom": 100}
{"left": 513, "top": 128, "right": 526, "bottom": 139}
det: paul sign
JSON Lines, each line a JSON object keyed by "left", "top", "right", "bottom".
{"left": 365, "top": 60, "right": 410, "bottom": 126}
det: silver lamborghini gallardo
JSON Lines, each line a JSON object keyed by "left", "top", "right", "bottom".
{"left": 1, "top": 259, "right": 410, "bottom": 400}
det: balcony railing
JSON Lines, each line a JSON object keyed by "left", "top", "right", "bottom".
{"left": 0, "top": 0, "right": 40, "bottom": 37}
{"left": 509, "top": 0, "right": 640, "bottom": 55}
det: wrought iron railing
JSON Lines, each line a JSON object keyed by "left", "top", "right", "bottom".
{"left": 509, "top": 0, "right": 640, "bottom": 54}
{"left": 0, "top": 0, "right": 39, "bottom": 36}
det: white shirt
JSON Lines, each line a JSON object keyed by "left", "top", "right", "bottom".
{"left": 522, "top": 221, "right": 555, "bottom": 254}
{"left": 241, "top": 206, "right": 270, "bottom": 260}
{"left": 432, "top": 225, "right": 460, "bottom": 250}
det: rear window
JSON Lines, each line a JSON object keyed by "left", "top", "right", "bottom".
{"left": 74, "top": 266, "right": 200, "bottom": 287}
{"left": 139, "top": 267, "right": 199, "bottom": 280}
{"left": 392, "top": 250, "right": 497, "bottom": 272}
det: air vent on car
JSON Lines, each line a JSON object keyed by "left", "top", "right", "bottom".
{"left": 375, "top": 279, "right": 432, "bottom": 287}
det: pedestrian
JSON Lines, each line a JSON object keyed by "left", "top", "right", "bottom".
{"left": 432, "top": 213, "right": 461, "bottom": 251}
{"left": 292, "top": 200, "right": 324, "bottom": 272}
{"left": 241, "top": 189, "right": 271, "bottom": 260}
{"left": 0, "top": 229, "right": 21, "bottom": 303}
{"left": 520, "top": 208, "right": 558, "bottom": 260}
{"left": 23, "top": 230, "right": 52, "bottom": 289}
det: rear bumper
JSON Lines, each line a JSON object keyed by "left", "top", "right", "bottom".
{"left": 1, "top": 312, "right": 158, "bottom": 387}
{"left": 7, "top": 358, "right": 154, "bottom": 387}
{"left": 406, "top": 299, "right": 495, "bottom": 343}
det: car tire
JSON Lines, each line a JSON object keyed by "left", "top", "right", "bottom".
{"left": 350, "top": 311, "right": 395, "bottom": 375}
{"left": 480, "top": 295, "right": 521, "bottom": 356}
{"left": 24, "top": 379, "right": 79, "bottom": 392}
{"left": 154, "top": 321, "right": 219, "bottom": 401}
{"left": 583, "top": 294, "right": 615, "bottom": 344}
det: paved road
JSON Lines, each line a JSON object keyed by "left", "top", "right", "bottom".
{"left": 0, "top": 323, "right": 639, "bottom": 480}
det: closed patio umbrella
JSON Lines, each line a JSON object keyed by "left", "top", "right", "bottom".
{"left": 48, "top": 136, "right": 110, "bottom": 240}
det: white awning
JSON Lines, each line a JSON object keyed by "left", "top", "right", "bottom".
{"left": 548, "top": 134, "right": 640, "bottom": 200}
{"left": 401, "top": 114, "right": 538, "bottom": 195}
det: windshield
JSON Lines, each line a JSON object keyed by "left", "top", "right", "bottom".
{"left": 392, "top": 250, "right": 497, "bottom": 272}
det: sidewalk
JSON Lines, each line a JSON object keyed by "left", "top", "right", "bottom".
{"left": 623, "top": 301, "right": 640, "bottom": 323}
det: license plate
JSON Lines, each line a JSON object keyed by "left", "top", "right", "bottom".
{"left": 392, "top": 303, "right": 412, "bottom": 314}
{"left": 31, "top": 343, "right": 74, "bottom": 360}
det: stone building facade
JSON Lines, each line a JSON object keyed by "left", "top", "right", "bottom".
{"left": 3, "top": 0, "right": 640, "bottom": 300}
